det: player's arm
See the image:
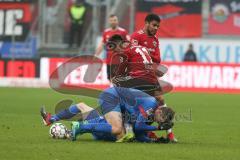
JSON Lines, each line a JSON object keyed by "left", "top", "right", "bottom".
{"left": 110, "top": 53, "right": 128, "bottom": 84}
{"left": 95, "top": 31, "right": 106, "bottom": 57}
{"left": 95, "top": 38, "right": 104, "bottom": 57}
{"left": 126, "top": 34, "right": 130, "bottom": 41}
{"left": 134, "top": 114, "right": 158, "bottom": 132}
{"left": 151, "top": 40, "right": 161, "bottom": 64}
{"left": 153, "top": 63, "right": 168, "bottom": 77}
{"left": 135, "top": 132, "right": 169, "bottom": 143}
{"left": 133, "top": 109, "right": 173, "bottom": 132}
{"left": 124, "top": 30, "right": 130, "bottom": 41}
{"left": 154, "top": 43, "right": 161, "bottom": 63}
{"left": 112, "top": 52, "right": 127, "bottom": 68}
{"left": 135, "top": 132, "right": 155, "bottom": 143}
{"left": 130, "top": 32, "right": 140, "bottom": 46}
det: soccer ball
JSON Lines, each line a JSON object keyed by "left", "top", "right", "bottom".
{"left": 49, "top": 123, "right": 67, "bottom": 139}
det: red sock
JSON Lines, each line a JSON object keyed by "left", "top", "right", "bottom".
{"left": 168, "top": 132, "right": 174, "bottom": 140}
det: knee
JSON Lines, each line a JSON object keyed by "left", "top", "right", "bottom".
{"left": 111, "top": 125, "right": 123, "bottom": 135}
{"left": 76, "top": 103, "right": 84, "bottom": 110}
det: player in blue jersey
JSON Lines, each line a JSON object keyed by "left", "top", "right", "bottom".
{"left": 41, "top": 86, "right": 175, "bottom": 142}
{"left": 70, "top": 87, "right": 174, "bottom": 142}
{"left": 69, "top": 112, "right": 171, "bottom": 143}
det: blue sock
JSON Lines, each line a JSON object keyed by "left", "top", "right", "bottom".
{"left": 85, "top": 110, "right": 100, "bottom": 120}
{"left": 85, "top": 116, "right": 104, "bottom": 123}
{"left": 77, "top": 123, "right": 112, "bottom": 134}
{"left": 50, "top": 105, "right": 80, "bottom": 122}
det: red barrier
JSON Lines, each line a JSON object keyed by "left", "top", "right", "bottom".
{"left": 0, "top": 59, "right": 39, "bottom": 78}
{"left": 40, "top": 58, "right": 240, "bottom": 94}
{"left": 162, "top": 62, "right": 240, "bottom": 94}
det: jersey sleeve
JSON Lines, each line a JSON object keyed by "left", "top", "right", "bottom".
{"left": 124, "top": 30, "right": 131, "bottom": 41}
{"left": 123, "top": 30, "right": 129, "bottom": 40}
{"left": 134, "top": 116, "right": 158, "bottom": 132}
{"left": 134, "top": 102, "right": 158, "bottom": 132}
{"left": 153, "top": 39, "right": 161, "bottom": 63}
{"left": 110, "top": 53, "right": 128, "bottom": 78}
{"left": 130, "top": 32, "right": 140, "bottom": 46}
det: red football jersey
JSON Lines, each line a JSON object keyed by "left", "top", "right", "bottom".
{"left": 131, "top": 29, "right": 161, "bottom": 63}
{"left": 102, "top": 27, "right": 128, "bottom": 64}
{"left": 112, "top": 45, "right": 158, "bottom": 84}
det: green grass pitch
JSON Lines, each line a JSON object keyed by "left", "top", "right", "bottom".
{"left": 0, "top": 87, "right": 239, "bottom": 160}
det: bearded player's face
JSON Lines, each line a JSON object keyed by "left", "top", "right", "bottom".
{"left": 146, "top": 20, "right": 160, "bottom": 36}
{"left": 109, "top": 16, "right": 119, "bottom": 29}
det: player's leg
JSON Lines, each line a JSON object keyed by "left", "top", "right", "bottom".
{"left": 71, "top": 115, "right": 117, "bottom": 141}
{"left": 99, "top": 87, "right": 125, "bottom": 138}
{"left": 40, "top": 102, "right": 95, "bottom": 126}
{"left": 71, "top": 107, "right": 125, "bottom": 141}
{"left": 104, "top": 111, "right": 125, "bottom": 139}
{"left": 72, "top": 87, "right": 126, "bottom": 140}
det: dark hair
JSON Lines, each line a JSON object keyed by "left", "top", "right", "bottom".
{"left": 145, "top": 13, "right": 161, "bottom": 23}
{"left": 108, "top": 34, "right": 123, "bottom": 43}
{"left": 109, "top": 14, "right": 117, "bottom": 18}
{"left": 161, "top": 107, "right": 175, "bottom": 122}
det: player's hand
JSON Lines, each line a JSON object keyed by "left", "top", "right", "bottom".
{"left": 111, "top": 76, "right": 120, "bottom": 86}
{"left": 158, "top": 122, "right": 174, "bottom": 130}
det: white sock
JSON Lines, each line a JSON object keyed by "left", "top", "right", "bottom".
{"left": 167, "top": 128, "right": 172, "bottom": 134}
{"left": 124, "top": 123, "right": 133, "bottom": 134}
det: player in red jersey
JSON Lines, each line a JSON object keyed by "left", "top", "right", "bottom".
{"left": 107, "top": 34, "right": 165, "bottom": 99}
{"left": 131, "top": 13, "right": 177, "bottom": 142}
{"left": 130, "top": 13, "right": 166, "bottom": 103}
{"left": 130, "top": 13, "right": 167, "bottom": 103}
{"left": 106, "top": 34, "right": 175, "bottom": 142}
{"left": 108, "top": 37, "right": 160, "bottom": 97}
{"left": 95, "top": 14, "right": 130, "bottom": 80}
{"left": 131, "top": 13, "right": 161, "bottom": 64}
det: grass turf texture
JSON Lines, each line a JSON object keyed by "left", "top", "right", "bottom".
{"left": 0, "top": 87, "right": 239, "bottom": 160}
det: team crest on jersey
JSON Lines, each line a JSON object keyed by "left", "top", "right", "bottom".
{"left": 153, "top": 41, "right": 157, "bottom": 47}
{"left": 119, "top": 57, "right": 124, "bottom": 63}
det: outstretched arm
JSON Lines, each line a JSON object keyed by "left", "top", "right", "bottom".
{"left": 95, "top": 38, "right": 104, "bottom": 57}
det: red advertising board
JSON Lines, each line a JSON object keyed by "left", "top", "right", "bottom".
{"left": 209, "top": 0, "right": 240, "bottom": 35}
{"left": 0, "top": 1, "right": 32, "bottom": 41}
{"left": 163, "top": 62, "right": 240, "bottom": 94}
{"left": 40, "top": 57, "right": 240, "bottom": 94}
{"left": 135, "top": 0, "right": 202, "bottom": 37}
{"left": 0, "top": 59, "right": 39, "bottom": 78}
{"left": 40, "top": 57, "right": 110, "bottom": 90}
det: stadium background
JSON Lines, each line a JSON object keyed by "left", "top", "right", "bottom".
{"left": 0, "top": 0, "right": 240, "bottom": 160}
